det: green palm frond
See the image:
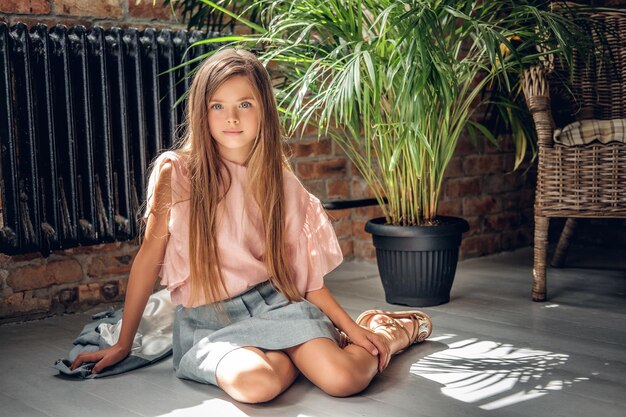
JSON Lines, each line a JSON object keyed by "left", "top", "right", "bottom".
{"left": 176, "top": 0, "right": 602, "bottom": 225}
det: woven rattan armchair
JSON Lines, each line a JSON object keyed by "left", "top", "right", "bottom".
{"left": 522, "top": 9, "right": 626, "bottom": 301}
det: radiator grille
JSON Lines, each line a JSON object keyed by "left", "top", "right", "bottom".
{"left": 0, "top": 23, "right": 215, "bottom": 255}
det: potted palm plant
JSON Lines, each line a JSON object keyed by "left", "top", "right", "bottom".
{"left": 162, "top": 0, "right": 593, "bottom": 306}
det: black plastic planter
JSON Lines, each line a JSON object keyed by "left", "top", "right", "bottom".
{"left": 365, "top": 216, "right": 470, "bottom": 307}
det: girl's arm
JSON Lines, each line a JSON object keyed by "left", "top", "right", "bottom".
{"left": 306, "top": 286, "right": 391, "bottom": 372}
{"left": 70, "top": 162, "right": 173, "bottom": 374}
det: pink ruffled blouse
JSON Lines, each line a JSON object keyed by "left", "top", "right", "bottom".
{"left": 144, "top": 151, "right": 343, "bottom": 307}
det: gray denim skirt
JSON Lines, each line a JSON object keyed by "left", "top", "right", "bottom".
{"left": 172, "top": 280, "right": 340, "bottom": 386}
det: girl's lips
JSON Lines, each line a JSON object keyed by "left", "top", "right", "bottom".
{"left": 223, "top": 131, "right": 243, "bottom": 134}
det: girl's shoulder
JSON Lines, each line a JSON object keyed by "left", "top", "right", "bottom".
{"left": 151, "top": 150, "right": 191, "bottom": 199}
{"left": 282, "top": 167, "right": 324, "bottom": 219}
{"left": 282, "top": 168, "right": 310, "bottom": 202}
{"left": 154, "top": 150, "right": 188, "bottom": 170}
{"left": 282, "top": 168, "right": 334, "bottom": 244}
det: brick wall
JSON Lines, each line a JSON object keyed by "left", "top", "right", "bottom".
{"left": 290, "top": 132, "right": 537, "bottom": 261}
{"left": 0, "top": 1, "right": 537, "bottom": 322}
{"left": 0, "top": 242, "right": 136, "bottom": 322}
{"left": 0, "top": 0, "right": 180, "bottom": 28}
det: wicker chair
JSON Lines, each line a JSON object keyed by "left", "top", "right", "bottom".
{"left": 522, "top": 9, "right": 626, "bottom": 301}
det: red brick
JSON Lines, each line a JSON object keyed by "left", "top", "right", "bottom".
{"left": 301, "top": 180, "right": 326, "bottom": 200}
{"left": 7, "top": 16, "right": 59, "bottom": 28}
{"left": 7, "top": 259, "right": 83, "bottom": 292}
{"left": 10, "top": 252, "right": 41, "bottom": 262}
{"left": 128, "top": 1, "right": 177, "bottom": 20}
{"left": 56, "top": 0, "right": 122, "bottom": 18}
{"left": 327, "top": 178, "right": 350, "bottom": 199}
{"left": 463, "top": 154, "right": 504, "bottom": 176}
{"left": 78, "top": 283, "right": 102, "bottom": 303}
{"left": 332, "top": 141, "right": 347, "bottom": 156}
{"left": 485, "top": 135, "right": 515, "bottom": 154}
{"left": 354, "top": 239, "right": 376, "bottom": 261}
{"left": 351, "top": 221, "right": 370, "bottom": 240}
{"left": 296, "top": 159, "right": 347, "bottom": 179}
{"left": 521, "top": 208, "right": 534, "bottom": 225}
{"left": 444, "top": 157, "right": 463, "bottom": 178}
{"left": 484, "top": 212, "right": 523, "bottom": 232}
{"left": 291, "top": 139, "right": 332, "bottom": 158}
{"left": 501, "top": 228, "right": 533, "bottom": 250}
{"left": 65, "top": 241, "right": 122, "bottom": 255}
{"left": 283, "top": 142, "right": 294, "bottom": 158}
{"left": 350, "top": 163, "right": 362, "bottom": 177}
{"left": 464, "top": 216, "right": 482, "bottom": 237}
{"left": 453, "top": 133, "right": 482, "bottom": 156}
{"left": 350, "top": 161, "right": 381, "bottom": 178}
{"left": 290, "top": 120, "right": 322, "bottom": 138}
{"left": 351, "top": 178, "right": 374, "bottom": 199}
{"left": 331, "top": 220, "right": 352, "bottom": 239}
{"left": 119, "top": 278, "right": 128, "bottom": 296}
{"left": 445, "top": 177, "right": 481, "bottom": 198}
{"left": 463, "top": 196, "right": 500, "bottom": 216}
{"left": 56, "top": 16, "right": 95, "bottom": 27}
{"left": 437, "top": 199, "right": 462, "bottom": 217}
{"left": 520, "top": 188, "right": 536, "bottom": 207}
{"left": 483, "top": 173, "right": 523, "bottom": 194}
{"left": 233, "top": 24, "right": 254, "bottom": 36}
{"left": 353, "top": 205, "right": 384, "bottom": 220}
{"left": 460, "top": 234, "right": 501, "bottom": 258}
{"left": 326, "top": 208, "right": 352, "bottom": 221}
{"left": 0, "top": 291, "right": 50, "bottom": 317}
{"left": 501, "top": 153, "right": 523, "bottom": 172}
{"left": 87, "top": 252, "right": 136, "bottom": 278}
{"left": 501, "top": 192, "right": 521, "bottom": 211}
{"left": 338, "top": 238, "right": 354, "bottom": 259}
{"left": 0, "top": 0, "right": 50, "bottom": 14}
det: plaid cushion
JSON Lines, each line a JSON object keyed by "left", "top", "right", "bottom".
{"left": 554, "top": 119, "right": 626, "bottom": 146}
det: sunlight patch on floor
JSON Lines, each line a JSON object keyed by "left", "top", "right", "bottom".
{"left": 155, "top": 399, "right": 249, "bottom": 417}
{"left": 410, "top": 336, "right": 588, "bottom": 410}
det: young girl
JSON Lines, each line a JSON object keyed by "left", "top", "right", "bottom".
{"left": 70, "top": 48, "right": 432, "bottom": 403}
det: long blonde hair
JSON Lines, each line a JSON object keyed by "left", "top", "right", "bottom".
{"left": 173, "top": 48, "right": 302, "bottom": 305}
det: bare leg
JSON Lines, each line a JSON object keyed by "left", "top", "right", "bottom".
{"left": 215, "top": 347, "right": 298, "bottom": 404}
{"left": 285, "top": 338, "right": 377, "bottom": 397}
{"left": 285, "top": 317, "right": 416, "bottom": 397}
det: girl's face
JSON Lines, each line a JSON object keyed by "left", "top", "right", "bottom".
{"left": 208, "top": 75, "right": 261, "bottom": 164}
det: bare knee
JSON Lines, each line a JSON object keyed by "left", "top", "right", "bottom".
{"left": 318, "top": 365, "right": 368, "bottom": 397}
{"left": 219, "top": 367, "right": 283, "bottom": 404}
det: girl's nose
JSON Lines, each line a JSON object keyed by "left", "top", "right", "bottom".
{"left": 226, "top": 109, "right": 239, "bottom": 124}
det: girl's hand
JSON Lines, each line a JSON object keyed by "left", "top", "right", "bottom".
{"left": 70, "top": 344, "right": 131, "bottom": 375}
{"left": 345, "top": 324, "right": 391, "bottom": 373}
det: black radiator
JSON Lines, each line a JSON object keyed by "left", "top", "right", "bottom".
{"left": 0, "top": 23, "right": 215, "bottom": 256}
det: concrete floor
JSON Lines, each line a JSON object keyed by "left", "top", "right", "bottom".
{"left": 0, "top": 245, "right": 624, "bottom": 417}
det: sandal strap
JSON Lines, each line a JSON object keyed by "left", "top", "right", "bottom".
{"left": 356, "top": 309, "right": 432, "bottom": 346}
{"left": 406, "top": 313, "right": 421, "bottom": 343}
{"left": 371, "top": 318, "right": 412, "bottom": 348}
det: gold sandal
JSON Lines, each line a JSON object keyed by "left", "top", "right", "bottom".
{"left": 356, "top": 309, "right": 432, "bottom": 351}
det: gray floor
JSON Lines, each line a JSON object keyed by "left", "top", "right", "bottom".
{"left": 1, "top": 245, "right": 625, "bottom": 417}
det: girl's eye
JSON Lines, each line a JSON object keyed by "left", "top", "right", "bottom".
{"left": 210, "top": 103, "right": 223, "bottom": 110}
{"left": 240, "top": 101, "right": 252, "bottom": 109}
